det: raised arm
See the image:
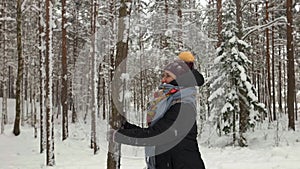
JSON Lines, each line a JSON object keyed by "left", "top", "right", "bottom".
{"left": 114, "top": 103, "right": 196, "bottom": 146}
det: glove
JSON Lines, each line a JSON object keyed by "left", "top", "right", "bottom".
{"left": 106, "top": 129, "right": 117, "bottom": 142}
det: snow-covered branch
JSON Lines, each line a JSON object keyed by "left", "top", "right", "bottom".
{"left": 242, "top": 16, "right": 287, "bottom": 40}
{"left": 0, "top": 17, "right": 15, "bottom": 22}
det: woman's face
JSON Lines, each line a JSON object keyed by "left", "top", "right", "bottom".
{"left": 161, "top": 71, "right": 175, "bottom": 84}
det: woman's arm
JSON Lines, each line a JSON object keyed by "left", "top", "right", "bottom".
{"left": 114, "top": 103, "right": 196, "bottom": 146}
{"left": 122, "top": 121, "right": 142, "bottom": 129}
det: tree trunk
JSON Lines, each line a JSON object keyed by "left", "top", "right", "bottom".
{"left": 177, "top": 0, "right": 183, "bottom": 49}
{"left": 278, "top": 46, "right": 283, "bottom": 114}
{"left": 216, "top": 0, "right": 222, "bottom": 47}
{"left": 38, "top": 0, "right": 46, "bottom": 154}
{"left": 271, "top": 13, "right": 276, "bottom": 120}
{"left": 107, "top": 1, "right": 131, "bottom": 169}
{"left": 236, "top": 0, "right": 247, "bottom": 147}
{"left": 265, "top": 0, "right": 272, "bottom": 122}
{"left": 102, "top": 71, "right": 106, "bottom": 120}
{"left": 139, "top": 54, "right": 144, "bottom": 127}
{"left": 33, "top": 83, "right": 37, "bottom": 138}
{"left": 13, "top": 0, "right": 23, "bottom": 136}
{"left": 286, "top": 0, "right": 295, "bottom": 130}
{"left": 45, "top": 0, "right": 55, "bottom": 165}
{"left": 61, "top": 0, "right": 69, "bottom": 141}
{"left": 90, "top": 0, "right": 99, "bottom": 155}
{"left": 71, "top": 9, "right": 78, "bottom": 123}
{"left": 1, "top": 0, "right": 8, "bottom": 134}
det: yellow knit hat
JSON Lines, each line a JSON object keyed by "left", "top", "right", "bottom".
{"left": 178, "top": 51, "right": 195, "bottom": 62}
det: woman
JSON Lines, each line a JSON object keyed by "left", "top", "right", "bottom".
{"left": 109, "top": 51, "right": 206, "bottom": 169}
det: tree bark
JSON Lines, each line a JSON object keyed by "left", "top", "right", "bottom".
{"left": 236, "top": 0, "right": 247, "bottom": 147}
{"left": 107, "top": 1, "right": 131, "bottom": 169}
{"left": 61, "top": 0, "right": 69, "bottom": 141}
{"left": 90, "top": 0, "right": 99, "bottom": 155}
{"left": 217, "top": 0, "right": 222, "bottom": 47}
{"left": 265, "top": 0, "right": 273, "bottom": 122}
{"left": 278, "top": 46, "right": 283, "bottom": 114}
{"left": 45, "top": 0, "right": 55, "bottom": 165}
{"left": 177, "top": 0, "right": 183, "bottom": 49}
{"left": 286, "top": 0, "right": 295, "bottom": 130}
{"left": 13, "top": 0, "right": 23, "bottom": 136}
{"left": 1, "top": 0, "right": 8, "bottom": 134}
{"left": 38, "top": 0, "right": 46, "bottom": 154}
{"left": 271, "top": 13, "right": 276, "bottom": 120}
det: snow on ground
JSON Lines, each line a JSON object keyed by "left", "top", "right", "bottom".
{"left": 1, "top": 98, "right": 300, "bottom": 169}
{"left": 1, "top": 122, "right": 300, "bottom": 169}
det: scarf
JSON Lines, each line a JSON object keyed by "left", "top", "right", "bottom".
{"left": 145, "top": 83, "right": 197, "bottom": 169}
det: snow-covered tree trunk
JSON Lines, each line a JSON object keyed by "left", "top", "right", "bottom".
{"left": 271, "top": 11, "right": 276, "bottom": 121}
{"left": 21, "top": 57, "right": 27, "bottom": 127}
{"left": 1, "top": 0, "right": 8, "bottom": 134}
{"left": 160, "top": 0, "right": 169, "bottom": 49}
{"left": 45, "top": 0, "right": 55, "bottom": 165}
{"left": 90, "top": 0, "right": 99, "bottom": 155}
{"left": 177, "top": 0, "right": 183, "bottom": 49}
{"left": 107, "top": 1, "right": 131, "bottom": 169}
{"left": 38, "top": 0, "right": 46, "bottom": 154}
{"left": 13, "top": 0, "right": 24, "bottom": 136}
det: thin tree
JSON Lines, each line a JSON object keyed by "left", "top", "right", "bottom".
{"left": 278, "top": 45, "right": 283, "bottom": 114}
{"left": 177, "top": 0, "right": 183, "bottom": 49}
{"left": 217, "top": 0, "right": 222, "bottom": 48}
{"left": 45, "top": 0, "right": 55, "bottom": 165}
{"left": 61, "top": 0, "right": 68, "bottom": 141}
{"left": 90, "top": 0, "right": 99, "bottom": 154}
{"left": 286, "top": 0, "right": 295, "bottom": 130}
{"left": 271, "top": 11, "right": 276, "bottom": 120}
{"left": 38, "top": 0, "right": 46, "bottom": 154}
{"left": 265, "top": 0, "right": 272, "bottom": 122}
{"left": 71, "top": 0, "right": 80, "bottom": 123}
{"left": 13, "top": 0, "right": 23, "bottom": 136}
{"left": 1, "top": 0, "right": 8, "bottom": 134}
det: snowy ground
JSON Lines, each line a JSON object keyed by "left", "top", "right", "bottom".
{"left": 1, "top": 122, "right": 300, "bottom": 169}
{"left": 1, "top": 98, "right": 300, "bottom": 169}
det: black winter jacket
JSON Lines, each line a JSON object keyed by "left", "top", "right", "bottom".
{"left": 114, "top": 102, "right": 206, "bottom": 169}
{"left": 114, "top": 68, "right": 206, "bottom": 169}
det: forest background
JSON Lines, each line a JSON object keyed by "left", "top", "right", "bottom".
{"left": 0, "top": 0, "right": 299, "bottom": 168}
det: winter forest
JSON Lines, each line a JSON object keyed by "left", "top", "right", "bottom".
{"left": 0, "top": 0, "right": 300, "bottom": 168}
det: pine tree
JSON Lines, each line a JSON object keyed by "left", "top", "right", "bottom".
{"left": 209, "top": 0, "right": 265, "bottom": 146}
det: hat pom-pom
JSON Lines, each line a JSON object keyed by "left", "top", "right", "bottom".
{"left": 178, "top": 51, "right": 195, "bottom": 62}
